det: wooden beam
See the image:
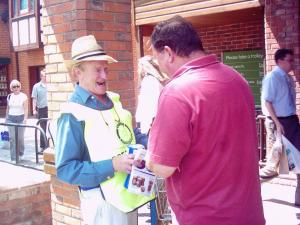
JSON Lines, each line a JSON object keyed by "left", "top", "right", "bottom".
{"left": 135, "top": 0, "right": 263, "bottom": 25}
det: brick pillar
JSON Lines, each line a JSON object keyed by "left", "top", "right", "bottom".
{"left": 264, "top": 0, "right": 300, "bottom": 153}
{"left": 42, "top": 0, "right": 134, "bottom": 224}
{"left": 42, "top": 0, "right": 135, "bottom": 119}
{"left": 264, "top": 0, "right": 300, "bottom": 109}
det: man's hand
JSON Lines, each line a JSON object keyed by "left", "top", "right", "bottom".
{"left": 112, "top": 154, "right": 134, "bottom": 174}
{"left": 33, "top": 109, "right": 38, "bottom": 116}
{"left": 275, "top": 122, "right": 285, "bottom": 136}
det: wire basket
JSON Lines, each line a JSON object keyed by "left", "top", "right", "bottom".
{"left": 154, "top": 177, "right": 172, "bottom": 224}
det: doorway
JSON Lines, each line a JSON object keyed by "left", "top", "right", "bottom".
{"left": 29, "top": 66, "right": 44, "bottom": 116}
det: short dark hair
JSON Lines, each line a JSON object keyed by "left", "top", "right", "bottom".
{"left": 274, "top": 48, "right": 293, "bottom": 63}
{"left": 151, "top": 15, "right": 204, "bottom": 57}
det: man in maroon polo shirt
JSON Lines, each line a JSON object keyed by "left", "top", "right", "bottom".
{"left": 146, "top": 16, "right": 265, "bottom": 225}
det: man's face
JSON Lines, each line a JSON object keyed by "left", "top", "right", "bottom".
{"left": 152, "top": 47, "right": 170, "bottom": 76}
{"left": 278, "top": 54, "right": 294, "bottom": 73}
{"left": 41, "top": 73, "right": 46, "bottom": 83}
{"left": 76, "top": 60, "right": 108, "bottom": 97}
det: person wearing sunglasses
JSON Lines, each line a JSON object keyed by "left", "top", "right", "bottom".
{"left": 5, "top": 79, "right": 28, "bottom": 161}
{"left": 55, "top": 35, "right": 153, "bottom": 225}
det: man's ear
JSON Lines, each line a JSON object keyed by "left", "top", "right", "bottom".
{"left": 164, "top": 46, "right": 175, "bottom": 63}
{"left": 72, "top": 67, "right": 81, "bottom": 80}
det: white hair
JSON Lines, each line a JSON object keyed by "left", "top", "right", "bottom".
{"left": 9, "top": 79, "right": 21, "bottom": 90}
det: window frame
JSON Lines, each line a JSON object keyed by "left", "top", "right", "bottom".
{"left": 12, "top": 0, "right": 35, "bottom": 18}
{"left": 9, "top": 0, "right": 41, "bottom": 51}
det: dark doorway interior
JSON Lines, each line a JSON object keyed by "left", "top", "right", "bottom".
{"left": 29, "top": 66, "right": 44, "bottom": 116}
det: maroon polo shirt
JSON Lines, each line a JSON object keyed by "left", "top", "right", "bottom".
{"left": 148, "top": 55, "right": 265, "bottom": 225}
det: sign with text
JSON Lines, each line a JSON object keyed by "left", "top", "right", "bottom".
{"left": 222, "top": 50, "right": 264, "bottom": 107}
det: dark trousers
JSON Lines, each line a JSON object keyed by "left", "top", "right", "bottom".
{"left": 278, "top": 115, "right": 300, "bottom": 151}
{"left": 278, "top": 115, "right": 300, "bottom": 204}
{"left": 38, "top": 106, "right": 48, "bottom": 149}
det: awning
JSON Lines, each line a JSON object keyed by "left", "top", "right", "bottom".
{"left": 0, "top": 57, "right": 10, "bottom": 65}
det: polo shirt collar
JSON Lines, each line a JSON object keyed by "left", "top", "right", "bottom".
{"left": 74, "top": 84, "right": 93, "bottom": 103}
{"left": 274, "top": 66, "right": 287, "bottom": 76}
{"left": 40, "top": 81, "right": 46, "bottom": 87}
{"left": 74, "top": 84, "right": 110, "bottom": 106}
{"left": 171, "top": 54, "right": 219, "bottom": 80}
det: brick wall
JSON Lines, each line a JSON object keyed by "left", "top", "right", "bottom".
{"left": 199, "top": 20, "right": 264, "bottom": 57}
{"left": 0, "top": 1, "right": 45, "bottom": 115}
{"left": 141, "top": 19, "right": 264, "bottom": 59}
{"left": 42, "top": 0, "right": 135, "bottom": 119}
{"left": 0, "top": 181, "right": 51, "bottom": 225}
{"left": 264, "top": 0, "right": 300, "bottom": 115}
{"left": 0, "top": 2, "right": 10, "bottom": 58}
{"left": 16, "top": 49, "right": 45, "bottom": 103}
{"left": 42, "top": 1, "right": 134, "bottom": 224}
{"left": 44, "top": 148, "right": 83, "bottom": 224}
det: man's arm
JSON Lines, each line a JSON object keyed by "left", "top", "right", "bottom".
{"left": 265, "top": 101, "right": 284, "bottom": 135}
{"left": 146, "top": 158, "right": 176, "bottom": 178}
{"left": 32, "top": 98, "right": 37, "bottom": 116}
{"left": 56, "top": 114, "right": 115, "bottom": 187}
{"left": 31, "top": 85, "right": 38, "bottom": 116}
{"left": 146, "top": 95, "right": 191, "bottom": 179}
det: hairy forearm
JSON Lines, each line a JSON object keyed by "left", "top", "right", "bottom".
{"left": 265, "top": 101, "right": 280, "bottom": 125}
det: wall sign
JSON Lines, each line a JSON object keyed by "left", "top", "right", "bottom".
{"left": 222, "top": 50, "right": 264, "bottom": 107}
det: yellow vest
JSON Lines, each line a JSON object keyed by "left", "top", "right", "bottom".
{"left": 60, "top": 92, "right": 155, "bottom": 212}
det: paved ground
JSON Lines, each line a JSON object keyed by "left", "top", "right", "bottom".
{"left": 0, "top": 117, "right": 44, "bottom": 170}
{"left": 261, "top": 182, "right": 299, "bottom": 225}
{"left": 0, "top": 118, "right": 299, "bottom": 225}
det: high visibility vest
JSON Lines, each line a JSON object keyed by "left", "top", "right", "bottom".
{"left": 60, "top": 91, "right": 155, "bottom": 212}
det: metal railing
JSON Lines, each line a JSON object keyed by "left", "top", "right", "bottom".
{"left": 35, "top": 118, "right": 52, "bottom": 163}
{"left": 0, "top": 121, "right": 47, "bottom": 164}
{"left": 256, "top": 114, "right": 267, "bottom": 164}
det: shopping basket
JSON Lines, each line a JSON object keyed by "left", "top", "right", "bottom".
{"left": 154, "top": 177, "right": 172, "bottom": 225}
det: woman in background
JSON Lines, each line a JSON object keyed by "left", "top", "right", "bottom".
{"left": 6, "top": 79, "right": 28, "bottom": 161}
{"left": 135, "top": 55, "right": 168, "bottom": 146}
{"left": 135, "top": 56, "right": 179, "bottom": 225}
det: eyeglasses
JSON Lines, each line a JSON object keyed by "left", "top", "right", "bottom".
{"left": 282, "top": 59, "right": 294, "bottom": 63}
{"left": 12, "top": 85, "right": 20, "bottom": 88}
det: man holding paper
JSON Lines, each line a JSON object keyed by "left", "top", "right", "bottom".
{"left": 260, "top": 48, "right": 300, "bottom": 206}
{"left": 55, "top": 35, "right": 153, "bottom": 225}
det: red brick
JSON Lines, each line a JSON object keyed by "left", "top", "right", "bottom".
{"left": 103, "top": 2, "right": 130, "bottom": 13}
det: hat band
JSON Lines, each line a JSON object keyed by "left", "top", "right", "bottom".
{"left": 74, "top": 52, "right": 107, "bottom": 60}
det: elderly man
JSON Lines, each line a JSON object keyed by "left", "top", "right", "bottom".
{"left": 146, "top": 16, "right": 265, "bottom": 225}
{"left": 55, "top": 35, "right": 152, "bottom": 225}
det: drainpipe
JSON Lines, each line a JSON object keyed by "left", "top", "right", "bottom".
{"left": 15, "top": 52, "right": 20, "bottom": 80}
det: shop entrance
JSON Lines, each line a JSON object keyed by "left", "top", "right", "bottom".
{"left": 29, "top": 66, "right": 44, "bottom": 116}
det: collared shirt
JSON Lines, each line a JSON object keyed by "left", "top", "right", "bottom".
{"left": 148, "top": 55, "right": 265, "bottom": 225}
{"left": 55, "top": 85, "right": 115, "bottom": 189}
{"left": 31, "top": 81, "right": 48, "bottom": 108}
{"left": 261, "top": 66, "right": 296, "bottom": 117}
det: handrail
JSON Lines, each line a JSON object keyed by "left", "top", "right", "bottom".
{"left": 35, "top": 118, "right": 51, "bottom": 163}
{"left": 256, "top": 115, "right": 266, "bottom": 163}
{"left": 0, "top": 122, "right": 47, "bottom": 164}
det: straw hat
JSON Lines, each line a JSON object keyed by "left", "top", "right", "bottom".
{"left": 64, "top": 35, "right": 117, "bottom": 70}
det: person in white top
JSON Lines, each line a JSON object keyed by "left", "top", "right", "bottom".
{"left": 5, "top": 79, "right": 28, "bottom": 161}
{"left": 135, "top": 56, "right": 168, "bottom": 136}
{"left": 135, "top": 56, "right": 180, "bottom": 225}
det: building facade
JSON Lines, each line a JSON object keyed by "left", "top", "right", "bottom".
{"left": 0, "top": 0, "right": 299, "bottom": 224}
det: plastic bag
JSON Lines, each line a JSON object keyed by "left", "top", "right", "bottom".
{"left": 282, "top": 135, "right": 300, "bottom": 174}
{"left": 267, "top": 135, "right": 282, "bottom": 170}
{"left": 0, "top": 127, "right": 10, "bottom": 149}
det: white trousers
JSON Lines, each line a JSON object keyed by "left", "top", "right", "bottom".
{"left": 79, "top": 188, "right": 138, "bottom": 225}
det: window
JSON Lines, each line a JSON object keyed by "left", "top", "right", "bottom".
{"left": 9, "top": 0, "right": 41, "bottom": 51}
{"left": 12, "top": 0, "right": 35, "bottom": 17}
